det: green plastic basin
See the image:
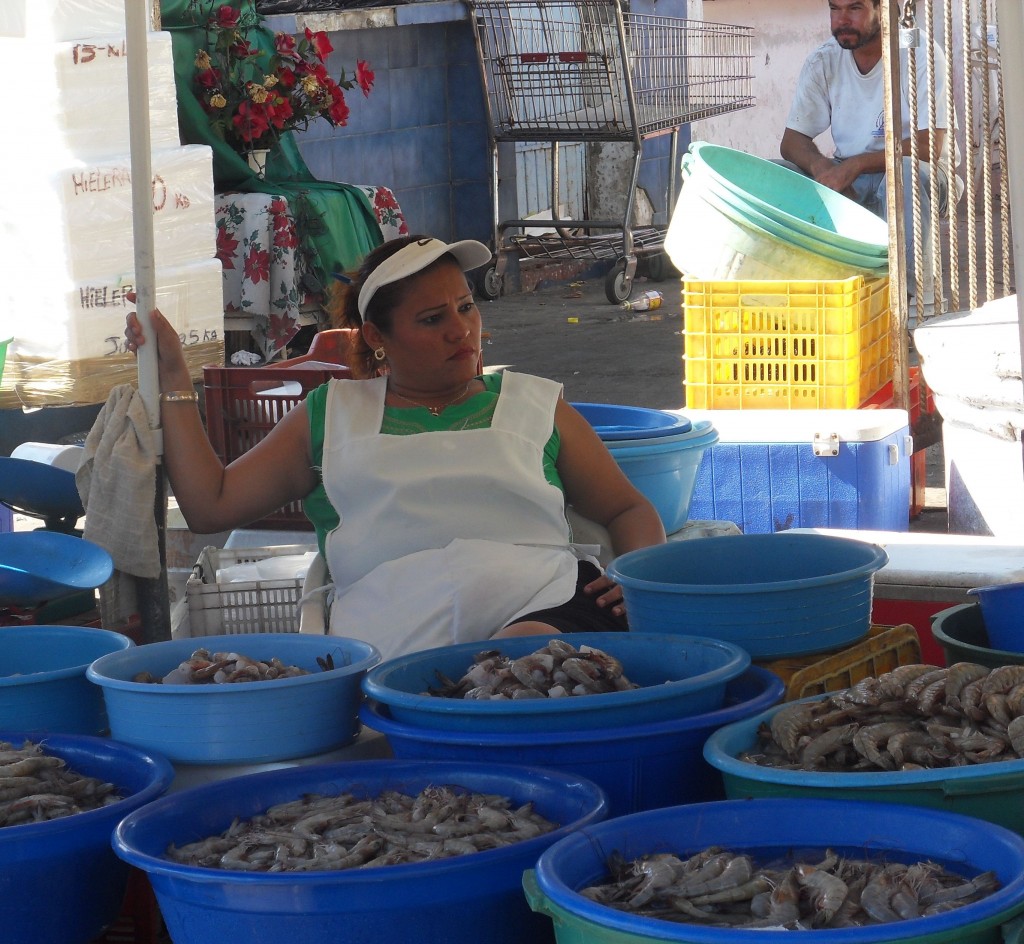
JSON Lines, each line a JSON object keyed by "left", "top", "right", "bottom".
{"left": 704, "top": 699, "right": 1024, "bottom": 836}
{"left": 688, "top": 141, "right": 890, "bottom": 258}
{"left": 931, "top": 602, "right": 1024, "bottom": 669}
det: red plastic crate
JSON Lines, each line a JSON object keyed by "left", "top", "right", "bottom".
{"left": 861, "top": 366, "right": 935, "bottom": 519}
{"left": 203, "top": 362, "right": 351, "bottom": 529}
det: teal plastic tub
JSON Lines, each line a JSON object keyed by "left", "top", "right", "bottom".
{"left": 704, "top": 700, "right": 1024, "bottom": 835}
{"left": 686, "top": 142, "right": 890, "bottom": 259}
{"left": 526, "top": 798, "right": 1024, "bottom": 944}
{"left": 607, "top": 532, "right": 887, "bottom": 659}
{"left": 931, "top": 602, "right": 1024, "bottom": 669}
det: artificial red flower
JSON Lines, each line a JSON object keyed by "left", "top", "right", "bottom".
{"left": 356, "top": 60, "right": 374, "bottom": 97}
{"left": 196, "top": 67, "right": 220, "bottom": 89}
{"left": 304, "top": 27, "right": 333, "bottom": 60}
{"left": 193, "top": 8, "right": 373, "bottom": 154}
{"left": 232, "top": 100, "right": 271, "bottom": 143}
{"left": 328, "top": 89, "right": 350, "bottom": 126}
{"left": 266, "top": 95, "right": 294, "bottom": 129}
{"left": 274, "top": 33, "right": 299, "bottom": 59}
{"left": 213, "top": 5, "right": 239, "bottom": 28}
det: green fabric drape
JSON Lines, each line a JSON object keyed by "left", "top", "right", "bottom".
{"left": 160, "top": 0, "right": 382, "bottom": 288}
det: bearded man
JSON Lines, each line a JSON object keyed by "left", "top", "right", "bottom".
{"left": 780, "top": 0, "right": 959, "bottom": 302}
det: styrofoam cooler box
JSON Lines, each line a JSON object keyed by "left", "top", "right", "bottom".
{"left": 686, "top": 409, "right": 912, "bottom": 533}
{"left": 1, "top": 0, "right": 128, "bottom": 41}
{"left": 0, "top": 146, "right": 215, "bottom": 280}
{"left": 790, "top": 527, "right": 1024, "bottom": 665}
{"left": 6, "top": 257, "right": 223, "bottom": 362}
{"left": 0, "top": 32, "right": 180, "bottom": 165}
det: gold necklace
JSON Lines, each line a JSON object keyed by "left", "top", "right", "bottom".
{"left": 388, "top": 381, "right": 473, "bottom": 416}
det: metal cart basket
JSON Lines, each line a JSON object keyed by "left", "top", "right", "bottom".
{"left": 468, "top": 0, "right": 754, "bottom": 302}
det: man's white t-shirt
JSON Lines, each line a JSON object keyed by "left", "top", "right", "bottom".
{"left": 786, "top": 37, "right": 951, "bottom": 165}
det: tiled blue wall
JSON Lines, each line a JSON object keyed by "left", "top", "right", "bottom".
{"left": 291, "top": 0, "right": 693, "bottom": 244}
{"left": 296, "top": 20, "right": 491, "bottom": 244}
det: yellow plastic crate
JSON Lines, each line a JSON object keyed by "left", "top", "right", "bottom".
{"left": 683, "top": 275, "right": 892, "bottom": 409}
{"left": 755, "top": 623, "right": 922, "bottom": 702}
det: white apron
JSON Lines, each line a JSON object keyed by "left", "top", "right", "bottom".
{"left": 319, "top": 371, "right": 584, "bottom": 660}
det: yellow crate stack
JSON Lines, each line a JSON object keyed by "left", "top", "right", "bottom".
{"left": 683, "top": 275, "right": 891, "bottom": 409}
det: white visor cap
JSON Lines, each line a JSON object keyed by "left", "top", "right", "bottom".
{"left": 356, "top": 237, "right": 492, "bottom": 320}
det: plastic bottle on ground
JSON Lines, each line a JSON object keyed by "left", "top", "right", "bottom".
{"left": 621, "top": 290, "right": 664, "bottom": 312}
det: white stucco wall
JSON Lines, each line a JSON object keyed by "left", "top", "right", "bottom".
{"left": 690, "top": 0, "right": 833, "bottom": 160}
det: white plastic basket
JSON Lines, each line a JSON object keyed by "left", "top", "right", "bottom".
{"left": 183, "top": 544, "right": 317, "bottom": 637}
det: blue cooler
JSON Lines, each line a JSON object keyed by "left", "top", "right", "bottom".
{"left": 687, "top": 408, "right": 912, "bottom": 533}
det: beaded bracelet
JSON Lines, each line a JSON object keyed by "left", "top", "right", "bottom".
{"left": 159, "top": 390, "right": 199, "bottom": 403}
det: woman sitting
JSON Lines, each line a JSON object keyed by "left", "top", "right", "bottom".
{"left": 126, "top": 234, "right": 666, "bottom": 659}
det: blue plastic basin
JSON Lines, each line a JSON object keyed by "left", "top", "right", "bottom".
{"left": 0, "top": 731, "right": 174, "bottom": 944}
{"left": 87, "top": 634, "right": 380, "bottom": 764}
{"left": 113, "top": 759, "right": 608, "bottom": 944}
{"left": 0, "top": 530, "right": 113, "bottom": 606}
{"left": 0, "top": 625, "right": 133, "bottom": 735}
{"left": 362, "top": 666, "right": 783, "bottom": 816}
{"left": 572, "top": 403, "right": 692, "bottom": 441}
{"left": 526, "top": 797, "right": 1024, "bottom": 943}
{"left": 362, "top": 632, "right": 749, "bottom": 733}
{"left": 704, "top": 700, "right": 1024, "bottom": 835}
{"left": 601, "top": 420, "right": 718, "bottom": 533}
{"left": 967, "top": 581, "right": 1024, "bottom": 653}
{"left": 607, "top": 532, "right": 887, "bottom": 659}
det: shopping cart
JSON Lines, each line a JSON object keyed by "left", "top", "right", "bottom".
{"left": 468, "top": 0, "right": 754, "bottom": 303}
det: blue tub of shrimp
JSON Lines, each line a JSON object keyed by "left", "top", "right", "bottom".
{"left": 525, "top": 798, "right": 1024, "bottom": 943}
{"left": 362, "top": 667, "right": 783, "bottom": 816}
{"left": 114, "top": 759, "right": 608, "bottom": 944}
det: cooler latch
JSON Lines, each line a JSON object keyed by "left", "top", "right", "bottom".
{"left": 812, "top": 432, "right": 840, "bottom": 457}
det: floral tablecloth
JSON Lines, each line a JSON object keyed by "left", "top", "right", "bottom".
{"left": 215, "top": 185, "right": 409, "bottom": 361}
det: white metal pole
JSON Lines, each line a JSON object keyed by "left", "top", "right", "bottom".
{"left": 125, "top": 0, "right": 161, "bottom": 435}
{"left": 125, "top": 0, "right": 170, "bottom": 642}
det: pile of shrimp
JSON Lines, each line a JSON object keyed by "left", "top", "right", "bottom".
{"left": 132, "top": 647, "right": 332, "bottom": 685}
{"left": 167, "top": 784, "right": 558, "bottom": 872}
{"left": 426, "top": 639, "right": 639, "bottom": 700}
{"left": 580, "top": 846, "right": 999, "bottom": 929}
{"left": 0, "top": 739, "right": 122, "bottom": 828}
{"left": 744, "top": 663, "right": 1024, "bottom": 771}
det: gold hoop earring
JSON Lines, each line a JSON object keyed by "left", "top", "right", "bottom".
{"left": 373, "top": 347, "right": 386, "bottom": 362}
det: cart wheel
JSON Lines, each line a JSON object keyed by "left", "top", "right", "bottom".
{"left": 605, "top": 261, "right": 633, "bottom": 304}
{"left": 645, "top": 252, "right": 676, "bottom": 283}
{"left": 477, "top": 265, "right": 502, "bottom": 301}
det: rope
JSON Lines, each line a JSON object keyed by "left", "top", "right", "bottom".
{"left": 961, "top": 0, "right": 978, "bottom": 310}
{"left": 943, "top": 0, "right": 960, "bottom": 309}
{"left": 996, "top": 22, "right": 1013, "bottom": 293}
{"left": 925, "top": 0, "right": 943, "bottom": 316}
{"left": 978, "top": 8, "right": 996, "bottom": 302}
